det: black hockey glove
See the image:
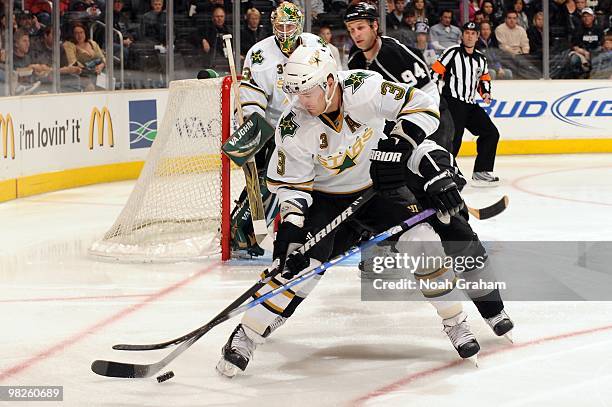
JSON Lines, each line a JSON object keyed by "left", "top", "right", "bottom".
{"left": 282, "top": 252, "right": 311, "bottom": 279}
{"left": 424, "top": 170, "right": 465, "bottom": 217}
{"left": 272, "top": 221, "right": 310, "bottom": 279}
{"left": 369, "top": 136, "right": 412, "bottom": 192}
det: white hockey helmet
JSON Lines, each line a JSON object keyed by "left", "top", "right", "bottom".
{"left": 282, "top": 45, "right": 338, "bottom": 96}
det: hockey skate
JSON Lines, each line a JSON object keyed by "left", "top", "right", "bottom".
{"left": 443, "top": 311, "right": 480, "bottom": 364}
{"left": 485, "top": 309, "right": 514, "bottom": 343}
{"left": 216, "top": 324, "right": 264, "bottom": 378}
{"left": 472, "top": 171, "right": 500, "bottom": 187}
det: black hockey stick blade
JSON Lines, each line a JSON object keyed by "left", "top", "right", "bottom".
{"left": 93, "top": 315, "right": 228, "bottom": 378}
{"left": 468, "top": 195, "right": 509, "bottom": 220}
{"left": 108, "top": 190, "right": 378, "bottom": 353}
{"left": 91, "top": 359, "right": 154, "bottom": 378}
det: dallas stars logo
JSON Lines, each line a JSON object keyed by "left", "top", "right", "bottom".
{"left": 343, "top": 72, "right": 373, "bottom": 94}
{"left": 251, "top": 50, "right": 264, "bottom": 65}
{"left": 330, "top": 151, "right": 357, "bottom": 174}
{"left": 309, "top": 50, "right": 322, "bottom": 66}
{"left": 279, "top": 111, "right": 299, "bottom": 140}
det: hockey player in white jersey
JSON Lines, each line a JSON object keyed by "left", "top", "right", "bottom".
{"left": 230, "top": 1, "right": 327, "bottom": 255}
{"left": 217, "top": 46, "right": 483, "bottom": 378}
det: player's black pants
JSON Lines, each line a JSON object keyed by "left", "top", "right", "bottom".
{"left": 304, "top": 189, "right": 422, "bottom": 264}
{"left": 445, "top": 96, "right": 500, "bottom": 173}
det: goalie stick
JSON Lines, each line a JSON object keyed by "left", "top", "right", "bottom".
{"left": 223, "top": 34, "right": 268, "bottom": 243}
{"left": 105, "top": 189, "right": 377, "bottom": 353}
{"left": 467, "top": 195, "right": 509, "bottom": 220}
{"left": 91, "top": 208, "right": 436, "bottom": 379}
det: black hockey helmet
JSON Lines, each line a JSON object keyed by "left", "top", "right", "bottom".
{"left": 462, "top": 21, "right": 480, "bottom": 32}
{"left": 344, "top": 2, "right": 379, "bottom": 23}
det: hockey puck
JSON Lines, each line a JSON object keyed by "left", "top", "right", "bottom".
{"left": 156, "top": 370, "right": 175, "bottom": 383}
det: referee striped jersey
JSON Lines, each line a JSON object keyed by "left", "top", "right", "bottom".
{"left": 431, "top": 44, "right": 491, "bottom": 104}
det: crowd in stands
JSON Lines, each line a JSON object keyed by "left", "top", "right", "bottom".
{"left": 380, "top": 0, "right": 611, "bottom": 79}
{"left": 0, "top": 0, "right": 610, "bottom": 95}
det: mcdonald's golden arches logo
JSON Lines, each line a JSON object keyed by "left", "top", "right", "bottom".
{"left": 89, "top": 106, "right": 114, "bottom": 150}
{"left": 0, "top": 113, "right": 15, "bottom": 159}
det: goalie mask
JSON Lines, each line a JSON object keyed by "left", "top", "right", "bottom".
{"left": 271, "top": 2, "right": 304, "bottom": 54}
{"left": 283, "top": 46, "right": 338, "bottom": 113}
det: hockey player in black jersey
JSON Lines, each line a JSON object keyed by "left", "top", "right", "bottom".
{"left": 343, "top": 2, "right": 514, "bottom": 341}
{"left": 345, "top": 1, "right": 453, "bottom": 152}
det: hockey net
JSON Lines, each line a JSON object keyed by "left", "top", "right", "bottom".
{"left": 89, "top": 77, "right": 245, "bottom": 262}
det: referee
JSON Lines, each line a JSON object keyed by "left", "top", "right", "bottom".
{"left": 431, "top": 22, "right": 500, "bottom": 186}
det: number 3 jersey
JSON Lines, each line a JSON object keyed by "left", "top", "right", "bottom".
{"left": 240, "top": 33, "right": 326, "bottom": 125}
{"left": 266, "top": 70, "right": 440, "bottom": 206}
{"left": 348, "top": 36, "right": 440, "bottom": 107}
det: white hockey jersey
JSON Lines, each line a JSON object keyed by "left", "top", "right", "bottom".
{"left": 266, "top": 70, "right": 440, "bottom": 207}
{"left": 240, "top": 33, "right": 327, "bottom": 125}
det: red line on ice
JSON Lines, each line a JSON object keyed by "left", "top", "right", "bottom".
{"left": 352, "top": 323, "right": 612, "bottom": 406}
{"left": 0, "top": 262, "right": 220, "bottom": 382}
{"left": 0, "top": 294, "right": 151, "bottom": 303}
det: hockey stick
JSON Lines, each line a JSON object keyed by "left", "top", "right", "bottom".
{"left": 107, "top": 189, "right": 377, "bottom": 353}
{"left": 467, "top": 195, "right": 509, "bottom": 220}
{"left": 222, "top": 34, "right": 268, "bottom": 244}
{"left": 91, "top": 208, "right": 435, "bottom": 379}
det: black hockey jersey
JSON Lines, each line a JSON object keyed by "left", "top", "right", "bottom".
{"left": 348, "top": 35, "right": 439, "bottom": 106}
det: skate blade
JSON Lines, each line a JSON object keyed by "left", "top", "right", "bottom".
{"left": 467, "top": 354, "right": 478, "bottom": 367}
{"left": 216, "top": 359, "right": 240, "bottom": 378}
{"left": 503, "top": 330, "right": 514, "bottom": 344}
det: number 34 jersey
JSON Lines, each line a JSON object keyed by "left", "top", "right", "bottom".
{"left": 266, "top": 70, "right": 440, "bottom": 206}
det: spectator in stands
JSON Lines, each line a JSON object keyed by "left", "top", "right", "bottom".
{"left": 527, "top": 11, "right": 543, "bottom": 59}
{"left": 200, "top": 5, "right": 230, "bottom": 69}
{"left": 412, "top": 0, "right": 433, "bottom": 24}
{"left": 565, "top": 0, "right": 582, "bottom": 32}
{"left": 477, "top": 21, "right": 513, "bottom": 79}
{"left": 575, "top": 0, "right": 587, "bottom": 14}
{"left": 495, "top": 10, "right": 529, "bottom": 55}
{"left": 113, "top": 0, "right": 137, "bottom": 66}
{"left": 590, "top": 33, "right": 612, "bottom": 78}
{"left": 513, "top": 0, "right": 529, "bottom": 30}
{"left": 402, "top": 8, "right": 418, "bottom": 30}
{"left": 460, "top": 0, "right": 480, "bottom": 24}
{"left": 387, "top": 8, "right": 417, "bottom": 47}
{"left": 141, "top": 0, "right": 166, "bottom": 45}
{"left": 13, "top": 29, "right": 50, "bottom": 94}
{"left": 241, "top": 8, "right": 268, "bottom": 57}
{"left": 64, "top": 22, "right": 106, "bottom": 91}
{"left": 386, "top": 0, "right": 405, "bottom": 30}
{"left": 318, "top": 25, "right": 343, "bottom": 68}
{"left": 488, "top": 0, "right": 506, "bottom": 25}
{"left": 16, "top": 11, "right": 44, "bottom": 37}
{"left": 474, "top": 10, "right": 485, "bottom": 24}
{"left": 31, "top": 26, "right": 83, "bottom": 91}
{"left": 414, "top": 22, "right": 437, "bottom": 66}
{"left": 570, "top": 7, "right": 605, "bottom": 76}
{"left": 480, "top": 0, "right": 500, "bottom": 27}
{"left": 430, "top": 9, "right": 461, "bottom": 52}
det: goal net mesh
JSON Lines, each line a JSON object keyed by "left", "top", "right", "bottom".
{"left": 89, "top": 78, "right": 245, "bottom": 262}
